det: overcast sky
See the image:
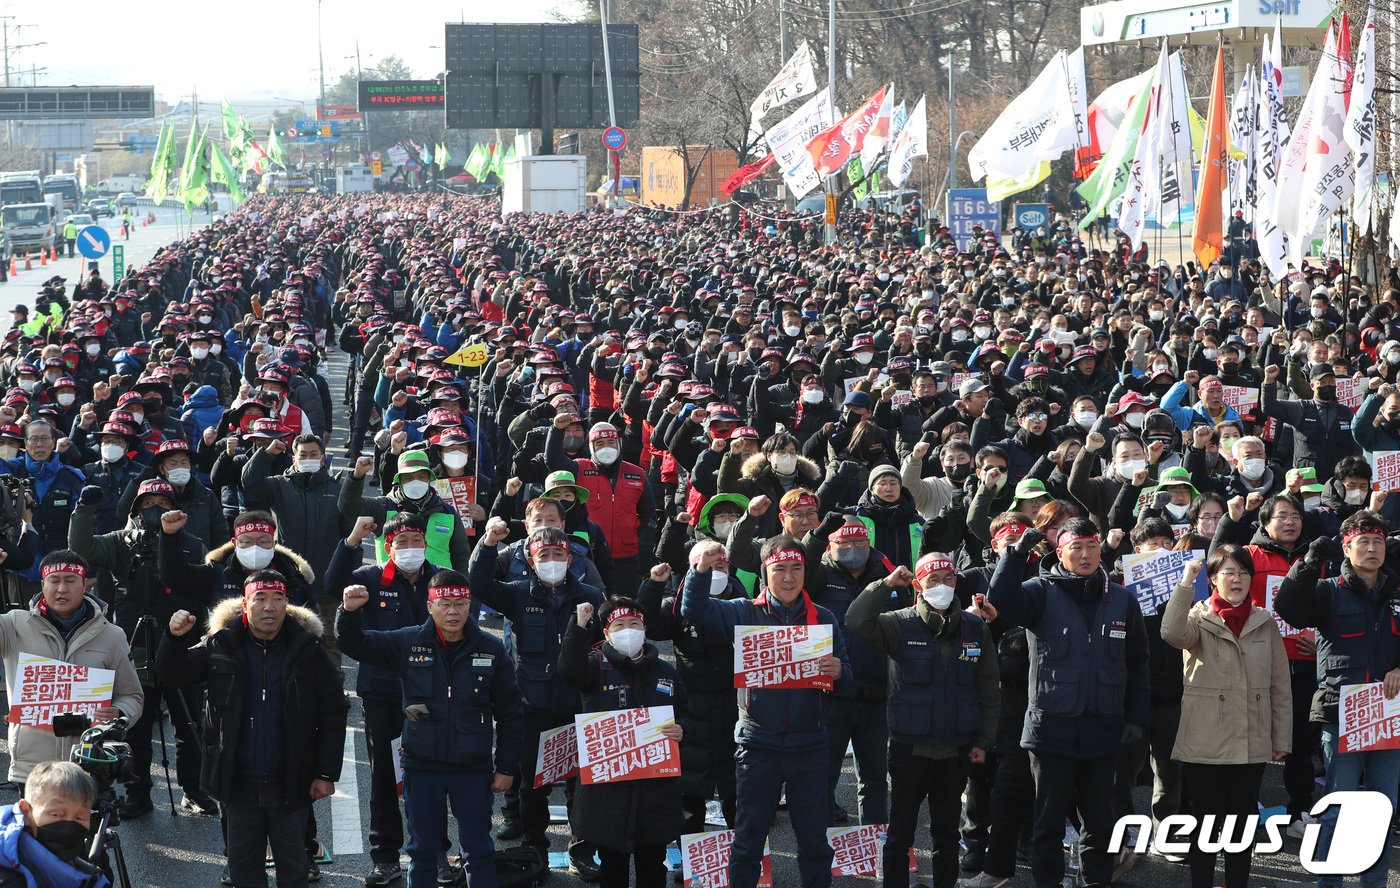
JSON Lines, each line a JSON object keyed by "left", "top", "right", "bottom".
{"left": 14, "top": 1, "right": 567, "bottom": 103}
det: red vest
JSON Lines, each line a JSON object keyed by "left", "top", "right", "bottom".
{"left": 576, "top": 457, "right": 646, "bottom": 559}
{"left": 588, "top": 373, "right": 617, "bottom": 412}
{"left": 1245, "top": 542, "right": 1317, "bottom": 661}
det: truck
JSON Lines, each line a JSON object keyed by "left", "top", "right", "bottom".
{"left": 640, "top": 147, "right": 739, "bottom": 209}
{"left": 96, "top": 175, "right": 146, "bottom": 195}
{"left": 501, "top": 155, "right": 587, "bottom": 216}
{"left": 1, "top": 203, "right": 56, "bottom": 256}
{"left": 0, "top": 171, "right": 43, "bottom": 207}
{"left": 335, "top": 164, "right": 375, "bottom": 193}
{"left": 42, "top": 174, "right": 81, "bottom": 212}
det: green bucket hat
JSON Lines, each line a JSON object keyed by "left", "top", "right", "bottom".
{"left": 698, "top": 493, "right": 750, "bottom": 537}
{"left": 1294, "top": 466, "right": 1326, "bottom": 494}
{"left": 394, "top": 449, "right": 437, "bottom": 485}
{"left": 1014, "top": 478, "right": 1049, "bottom": 503}
{"left": 544, "top": 470, "right": 589, "bottom": 506}
{"left": 1152, "top": 466, "right": 1199, "bottom": 498}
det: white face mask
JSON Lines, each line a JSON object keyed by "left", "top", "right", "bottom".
{"left": 1164, "top": 502, "right": 1190, "bottom": 520}
{"left": 1311, "top": 307, "right": 1326, "bottom": 319}
{"left": 1202, "top": 348, "right": 1218, "bottom": 361}
{"left": 1304, "top": 496, "right": 1322, "bottom": 511}
{"left": 951, "top": 330, "right": 969, "bottom": 342}
{"left": 854, "top": 351, "right": 874, "bottom": 366}
{"left": 56, "top": 393, "right": 75, "bottom": 407}
{"left": 199, "top": 314, "right": 213, "bottom": 324}
{"left": 293, "top": 458, "right": 320, "bottom": 474}
{"left": 784, "top": 324, "right": 802, "bottom": 337}
{"left": 1149, "top": 310, "right": 1165, "bottom": 322}
{"left": 165, "top": 467, "right": 191, "bottom": 486}
{"left": 535, "top": 560, "right": 569, "bottom": 585}
{"left": 922, "top": 583, "right": 956, "bottom": 610}
{"left": 709, "top": 570, "right": 730, "bottom": 596}
{"left": 593, "top": 446, "right": 619, "bottom": 466}
{"left": 210, "top": 342, "right": 223, "bottom": 355}
{"left": 1124, "top": 413, "right": 1145, "bottom": 429}
{"left": 235, "top": 544, "right": 275, "bottom": 570}
{"left": 609, "top": 627, "right": 645, "bottom": 658}
{"left": 1075, "top": 411, "right": 1098, "bottom": 429}
{"left": 1118, "top": 459, "right": 1147, "bottom": 481}
{"left": 392, "top": 546, "right": 426, "bottom": 572}
{"left": 1152, "top": 363, "right": 1170, "bottom": 375}
{"left": 17, "top": 379, "right": 36, "bottom": 393}
{"left": 1240, "top": 458, "right": 1266, "bottom": 480}
{"left": 1345, "top": 488, "right": 1367, "bottom": 505}
{"left": 401, "top": 480, "right": 431, "bottom": 500}
{"left": 85, "top": 343, "right": 101, "bottom": 357}
{"left": 771, "top": 453, "right": 798, "bottom": 475}
{"left": 100, "top": 442, "right": 126, "bottom": 463}
{"left": 191, "top": 347, "right": 210, "bottom": 360}
{"left": 974, "top": 325, "right": 992, "bottom": 339}
{"left": 801, "top": 388, "right": 824, "bottom": 405}
{"left": 712, "top": 519, "right": 736, "bottom": 540}
{"left": 674, "top": 318, "right": 688, "bottom": 330}
{"left": 442, "top": 451, "right": 469, "bottom": 470}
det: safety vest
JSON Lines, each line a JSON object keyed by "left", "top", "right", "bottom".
{"left": 374, "top": 508, "right": 456, "bottom": 569}
{"left": 575, "top": 458, "right": 645, "bottom": 560}
{"left": 857, "top": 516, "right": 923, "bottom": 571}
{"left": 735, "top": 567, "right": 758, "bottom": 598}
{"left": 886, "top": 609, "right": 984, "bottom": 747}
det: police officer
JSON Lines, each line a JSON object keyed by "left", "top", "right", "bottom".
{"left": 846, "top": 554, "right": 999, "bottom": 888}
{"left": 338, "top": 570, "right": 523, "bottom": 888}
{"left": 987, "top": 519, "right": 1150, "bottom": 888}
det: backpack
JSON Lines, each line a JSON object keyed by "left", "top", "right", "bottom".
{"left": 495, "top": 847, "right": 548, "bottom": 888}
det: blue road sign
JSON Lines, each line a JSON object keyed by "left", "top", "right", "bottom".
{"left": 77, "top": 225, "right": 111, "bottom": 259}
{"left": 946, "top": 188, "right": 1000, "bottom": 252}
{"left": 602, "top": 126, "right": 627, "bottom": 151}
{"left": 1013, "top": 203, "right": 1050, "bottom": 232}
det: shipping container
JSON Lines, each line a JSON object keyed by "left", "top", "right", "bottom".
{"left": 639, "top": 147, "right": 738, "bottom": 209}
{"left": 502, "top": 155, "right": 588, "bottom": 216}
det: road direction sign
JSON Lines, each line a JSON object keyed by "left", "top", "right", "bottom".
{"left": 602, "top": 126, "right": 627, "bottom": 151}
{"left": 77, "top": 225, "right": 110, "bottom": 259}
{"left": 112, "top": 245, "right": 124, "bottom": 282}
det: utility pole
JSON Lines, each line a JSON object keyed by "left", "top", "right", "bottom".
{"left": 316, "top": 0, "right": 326, "bottom": 120}
{"left": 779, "top": 0, "right": 794, "bottom": 211}
{"left": 947, "top": 53, "right": 956, "bottom": 194}
{"left": 823, "top": 0, "right": 836, "bottom": 245}
{"left": 598, "top": 0, "right": 619, "bottom": 206}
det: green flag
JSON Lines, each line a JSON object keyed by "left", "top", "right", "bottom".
{"left": 266, "top": 125, "right": 284, "bottom": 166}
{"left": 181, "top": 125, "right": 211, "bottom": 211}
{"left": 176, "top": 118, "right": 199, "bottom": 197}
{"left": 1076, "top": 68, "right": 1157, "bottom": 228}
{"left": 145, "top": 121, "right": 174, "bottom": 204}
{"left": 502, "top": 144, "right": 517, "bottom": 171}
{"left": 465, "top": 144, "right": 488, "bottom": 179}
{"left": 210, "top": 140, "right": 244, "bottom": 204}
{"left": 491, "top": 144, "right": 506, "bottom": 177}
{"left": 220, "top": 99, "right": 239, "bottom": 142}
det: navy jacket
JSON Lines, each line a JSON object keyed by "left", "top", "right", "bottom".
{"left": 322, "top": 539, "right": 430, "bottom": 701}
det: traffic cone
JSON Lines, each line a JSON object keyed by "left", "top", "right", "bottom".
{"left": 7, "top": 257, "right": 14, "bottom": 276}
{"left": 23, "top": 254, "right": 31, "bottom": 271}
{"left": 38, "top": 250, "right": 46, "bottom": 266}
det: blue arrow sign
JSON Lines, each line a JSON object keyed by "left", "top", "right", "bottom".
{"left": 77, "top": 225, "right": 111, "bottom": 259}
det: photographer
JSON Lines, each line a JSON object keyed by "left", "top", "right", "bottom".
{"left": 0, "top": 552, "right": 144, "bottom": 787}
{"left": 0, "top": 761, "right": 109, "bottom": 888}
{"left": 67, "top": 481, "right": 211, "bottom": 820}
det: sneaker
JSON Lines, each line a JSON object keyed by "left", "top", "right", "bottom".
{"left": 436, "top": 853, "right": 461, "bottom": 886}
{"left": 366, "top": 862, "right": 402, "bottom": 886}
{"left": 960, "top": 875, "right": 1009, "bottom": 888}
{"left": 307, "top": 861, "right": 320, "bottom": 883}
{"left": 569, "top": 854, "right": 601, "bottom": 882}
{"left": 220, "top": 864, "right": 232, "bottom": 886}
{"left": 178, "top": 791, "right": 218, "bottom": 816}
{"left": 117, "top": 794, "right": 153, "bottom": 820}
{"left": 495, "top": 818, "right": 523, "bottom": 840}
{"left": 1111, "top": 849, "right": 1139, "bottom": 882}
{"left": 1287, "top": 812, "right": 1319, "bottom": 840}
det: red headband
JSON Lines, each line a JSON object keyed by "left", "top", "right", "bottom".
{"left": 763, "top": 548, "right": 805, "bottom": 568}
{"left": 234, "top": 520, "right": 276, "bottom": 537}
{"left": 1057, "top": 531, "right": 1099, "bottom": 550}
{"left": 831, "top": 524, "right": 869, "bottom": 542}
{"left": 1343, "top": 528, "right": 1385, "bottom": 546}
{"left": 384, "top": 527, "right": 421, "bottom": 545}
{"left": 244, "top": 578, "right": 286, "bottom": 598}
{"left": 915, "top": 556, "right": 954, "bottom": 583}
{"left": 41, "top": 561, "right": 86, "bottom": 580}
{"left": 780, "top": 493, "right": 818, "bottom": 515}
{"left": 428, "top": 585, "right": 471, "bottom": 601}
{"left": 529, "top": 537, "right": 569, "bottom": 559}
{"left": 604, "top": 604, "right": 644, "bottom": 629}
{"left": 992, "top": 522, "right": 1031, "bottom": 548}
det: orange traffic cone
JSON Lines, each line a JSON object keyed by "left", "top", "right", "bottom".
{"left": 23, "top": 254, "right": 31, "bottom": 271}
{"left": 38, "top": 250, "right": 46, "bottom": 266}
{"left": 7, "top": 257, "right": 14, "bottom": 276}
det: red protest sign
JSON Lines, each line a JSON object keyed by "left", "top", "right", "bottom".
{"left": 1337, "top": 377, "right": 1365, "bottom": 410}
{"left": 1220, "top": 385, "right": 1260, "bottom": 413}
{"left": 680, "top": 830, "right": 772, "bottom": 888}
{"left": 1369, "top": 451, "right": 1400, "bottom": 492}
{"left": 1264, "top": 575, "right": 1315, "bottom": 660}
{"left": 574, "top": 705, "right": 681, "bottom": 785}
{"left": 1340, "top": 682, "right": 1400, "bottom": 753}
{"left": 7, "top": 653, "right": 114, "bottom": 729}
{"left": 733, "top": 624, "right": 834, "bottom": 691}
{"left": 433, "top": 475, "right": 478, "bottom": 533}
{"left": 534, "top": 722, "right": 579, "bottom": 788}
{"left": 827, "top": 824, "right": 918, "bottom": 877}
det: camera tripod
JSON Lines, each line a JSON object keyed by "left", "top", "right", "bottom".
{"left": 87, "top": 794, "right": 133, "bottom": 888}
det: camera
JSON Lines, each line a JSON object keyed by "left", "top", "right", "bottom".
{"left": 54, "top": 714, "right": 134, "bottom": 792}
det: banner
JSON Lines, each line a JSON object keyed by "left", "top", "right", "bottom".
{"left": 574, "top": 705, "right": 681, "bottom": 785}
{"left": 748, "top": 42, "right": 819, "bottom": 147}
{"left": 1255, "top": 28, "right": 1291, "bottom": 277}
{"left": 1344, "top": 8, "right": 1376, "bottom": 233}
{"left": 534, "top": 722, "right": 579, "bottom": 789}
{"left": 433, "top": 476, "right": 477, "bottom": 531}
{"left": 1220, "top": 386, "right": 1260, "bottom": 413}
{"left": 807, "top": 85, "right": 888, "bottom": 179}
{"left": 1338, "top": 377, "right": 1365, "bottom": 409}
{"left": 1116, "top": 46, "right": 1166, "bottom": 249}
{"left": 886, "top": 96, "right": 928, "bottom": 188}
{"left": 680, "top": 831, "right": 772, "bottom": 888}
{"left": 1264, "top": 575, "right": 1315, "bottom": 658}
{"left": 1121, "top": 549, "right": 1207, "bottom": 617}
{"left": 969, "top": 51, "right": 1079, "bottom": 183}
{"left": 1367, "top": 451, "right": 1400, "bottom": 491}
{"left": 1274, "top": 23, "right": 1333, "bottom": 257}
{"left": 7, "top": 653, "right": 115, "bottom": 729}
{"left": 1077, "top": 59, "right": 1158, "bottom": 228}
{"left": 765, "top": 89, "right": 835, "bottom": 200}
{"left": 1340, "top": 682, "right": 1400, "bottom": 753}
{"left": 1291, "top": 22, "right": 1353, "bottom": 263}
{"left": 733, "top": 624, "right": 833, "bottom": 690}
{"left": 858, "top": 86, "right": 896, "bottom": 173}
{"left": 1193, "top": 43, "right": 1228, "bottom": 269}
{"left": 1074, "top": 68, "right": 1153, "bottom": 179}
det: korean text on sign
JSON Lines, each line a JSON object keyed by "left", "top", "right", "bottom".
{"left": 1220, "top": 386, "right": 1260, "bottom": 413}
{"left": 1263, "top": 575, "right": 1315, "bottom": 659}
{"left": 1340, "top": 682, "right": 1400, "bottom": 753}
{"left": 1121, "top": 549, "right": 1206, "bottom": 617}
{"left": 7, "top": 652, "right": 115, "bottom": 729}
{"left": 1369, "top": 451, "right": 1400, "bottom": 492}
{"left": 573, "top": 705, "right": 681, "bottom": 785}
{"left": 680, "top": 830, "right": 773, "bottom": 888}
{"left": 535, "top": 722, "right": 580, "bottom": 789}
{"left": 733, "top": 624, "right": 834, "bottom": 691}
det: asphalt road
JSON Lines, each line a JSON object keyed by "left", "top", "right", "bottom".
{"left": 0, "top": 211, "right": 1383, "bottom": 887}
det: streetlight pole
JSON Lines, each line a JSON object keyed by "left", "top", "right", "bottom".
{"left": 823, "top": 0, "right": 836, "bottom": 245}
{"left": 598, "top": 0, "right": 619, "bottom": 207}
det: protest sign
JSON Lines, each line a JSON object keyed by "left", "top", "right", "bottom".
{"left": 680, "top": 831, "right": 772, "bottom": 888}
{"left": 1340, "top": 682, "right": 1400, "bottom": 753}
{"left": 843, "top": 373, "right": 888, "bottom": 396}
{"left": 1263, "top": 575, "right": 1315, "bottom": 657}
{"left": 535, "top": 722, "right": 580, "bottom": 789}
{"left": 1121, "top": 549, "right": 1207, "bottom": 617}
{"left": 1369, "top": 451, "right": 1400, "bottom": 492}
{"left": 433, "top": 475, "right": 478, "bottom": 531}
{"left": 1337, "top": 377, "right": 1365, "bottom": 410}
{"left": 734, "top": 624, "right": 834, "bottom": 691}
{"left": 391, "top": 736, "right": 404, "bottom": 795}
{"left": 890, "top": 390, "right": 913, "bottom": 409}
{"left": 574, "top": 705, "right": 681, "bottom": 785}
{"left": 7, "top": 653, "right": 114, "bottom": 729}
{"left": 1221, "top": 386, "right": 1260, "bottom": 413}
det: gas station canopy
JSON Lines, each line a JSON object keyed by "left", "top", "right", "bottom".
{"left": 1081, "top": 0, "right": 1336, "bottom": 46}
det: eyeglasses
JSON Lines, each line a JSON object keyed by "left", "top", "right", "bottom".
{"left": 1213, "top": 568, "right": 1252, "bottom": 579}
{"left": 784, "top": 509, "right": 818, "bottom": 520}
{"left": 1269, "top": 513, "right": 1302, "bottom": 524}
{"left": 1023, "top": 413, "right": 1049, "bottom": 422}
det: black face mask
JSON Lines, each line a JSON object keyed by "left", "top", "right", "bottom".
{"left": 918, "top": 394, "right": 937, "bottom": 408}
{"left": 140, "top": 505, "right": 165, "bottom": 531}
{"left": 1316, "top": 384, "right": 1337, "bottom": 402}
{"left": 35, "top": 819, "right": 89, "bottom": 864}
{"left": 563, "top": 435, "right": 584, "bottom": 452}
{"left": 945, "top": 463, "right": 972, "bottom": 483}
{"left": 1220, "top": 361, "right": 1240, "bottom": 376}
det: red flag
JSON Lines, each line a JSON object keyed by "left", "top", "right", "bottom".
{"left": 721, "top": 154, "right": 776, "bottom": 195}
{"left": 1337, "top": 13, "right": 1355, "bottom": 110}
{"left": 805, "top": 86, "right": 888, "bottom": 178}
{"left": 1191, "top": 43, "right": 1227, "bottom": 270}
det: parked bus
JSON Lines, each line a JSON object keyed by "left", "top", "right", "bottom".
{"left": 0, "top": 171, "right": 43, "bottom": 207}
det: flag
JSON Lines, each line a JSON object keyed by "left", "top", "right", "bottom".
{"left": 1074, "top": 68, "right": 1153, "bottom": 179}
{"left": 266, "top": 125, "right": 284, "bottom": 166}
{"left": 1255, "top": 28, "right": 1291, "bottom": 276}
{"left": 1077, "top": 61, "right": 1158, "bottom": 228}
{"left": 766, "top": 88, "right": 835, "bottom": 198}
{"left": 1066, "top": 48, "right": 1090, "bottom": 159}
{"left": 210, "top": 140, "right": 244, "bottom": 204}
{"left": 1338, "top": 13, "right": 1355, "bottom": 109}
{"left": 720, "top": 153, "right": 776, "bottom": 195}
{"left": 1344, "top": 7, "right": 1376, "bottom": 233}
{"left": 858, "top": 85, "right": 895, "bottom": 173}
{"left": 502, "top": 144, "right": 517, "bottom": 170}
{"left": 177, "top": 118, "right": 199, "bottom": 196}
{"left": 886, "top": 95, "right": 927, "bottom": 188}
{"left": 1193, "top": 42, "right": 1229, "bottom": 269}
{"left": 180, "top": 125, "right": 211, "bottom": 212}
{"left": 465, "top": 144, "right": 489, "bottom": 179}
{"left": 747, "top": 42, "right": 819, "bottom": 150}
{"left": 890, "top": 100, "right": 909, "bottom": 140}
{"left": 987, "top": 162, "right": 1052, "bottom": 202}
{"left": 1226, "top": 70, "right": 1257, "bottom": 220}
{"left": 1119, "top": 44, "right": 1171, "bottom": 248}
{"left": 144, "top": 121, "right": 175, "bottom": 205}
{"left": 1289, "top": 23, "right": 1353, "bottom": 265}
{"left": 969, "top": 51, "right": 1079, "bottom": 183}
{"left": 1151, "top": 50, "right": 1195, "bottom": 228}
{"left": 806, "top": 85, "right": 888, "bottom": 179}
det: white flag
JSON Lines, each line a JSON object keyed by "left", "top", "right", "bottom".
{"left": 1255, "top": 31, "right": 1290, "bottom": 277}
{"left": 1291, "top": 24, "right": 1352, "bottom": 265}
{"left": 968, "top": 51, "right": 1079, "bottom": 182}
{"left": 1121, "top": 45, "right": 1170, "bottom": 247}
{"left": 1228, "top": 67, "right": 1256, "bottom": 219}
{"left": 1148, "top": 50, "right": 1193, "bottom": 227}
{"left": 886, "top": 95, "right": 928, "bottom": 187}
{"left": 747, "top": 43, "right": 819, "bottom": 149}
{"left": 859, "top": 85, "right": 896, "bottom": 173}
{"left": 1066, "top": 47, "right": 1090, "bottom": 152}
{"left": 1344, "top": 8, "right": 1376, "bottom": 234}
{"left": 1274, "top": 23, "right": 1333, "bottom": 248}
{"left": 764, "top": 88, "right": 835, "bottom": 199}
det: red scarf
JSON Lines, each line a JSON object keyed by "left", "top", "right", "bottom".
{"left": 1209, "top": 590, "right": 1251, "bottom": 638}
{"left": 753, "top": 589, "right": 819, "bottom": 624}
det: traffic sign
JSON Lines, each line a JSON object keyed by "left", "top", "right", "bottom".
{"left": 76, "top": 225, "right": 110, "bottom": 259}
{"left": 112, "top": 245, "right": 124, "bottom": 283}
{"left": 286, "top": 127, "right": 298, "bottom": 138}
{"left": 371, "top": 160, "right": 383, "bottom": 176}
{"left": 825, "top": 194, "right": 837, "bottom": 225}
{"left": 602, "top": 126, "right": 627, "bottom": 151}
{"left": 371, "top": 151, "right": 382, "bottom": 161}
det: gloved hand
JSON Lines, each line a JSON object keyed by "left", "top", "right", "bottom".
{"left": 757, "top": 362, "right": 772, "bottom": 380}
{"left": 1121, "top": 724, "right": 1143, "bottom": 745}
{"left": 1305, "top": 536, "right": 1335, "bottom": 569}
{"left": 78, "top": 485, "right": 105, "bottom": 506}
{"left": 1012, "top": 529, "right": 1045, "bottom": 557}
{"left": 983, "top": 397, "right": 1007, "bottom": 423}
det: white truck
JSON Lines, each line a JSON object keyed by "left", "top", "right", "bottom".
{"left": 1, "top": 203, "right": 56, "bottom": 256}
{"left": 97, "top": 174, "right": 146, "bottom": 195}
{"left": 501, "top": 155, "right": 587, "bottom": 217}
{"left": 335, "top": 164, "right": 375, "bottom": 193}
